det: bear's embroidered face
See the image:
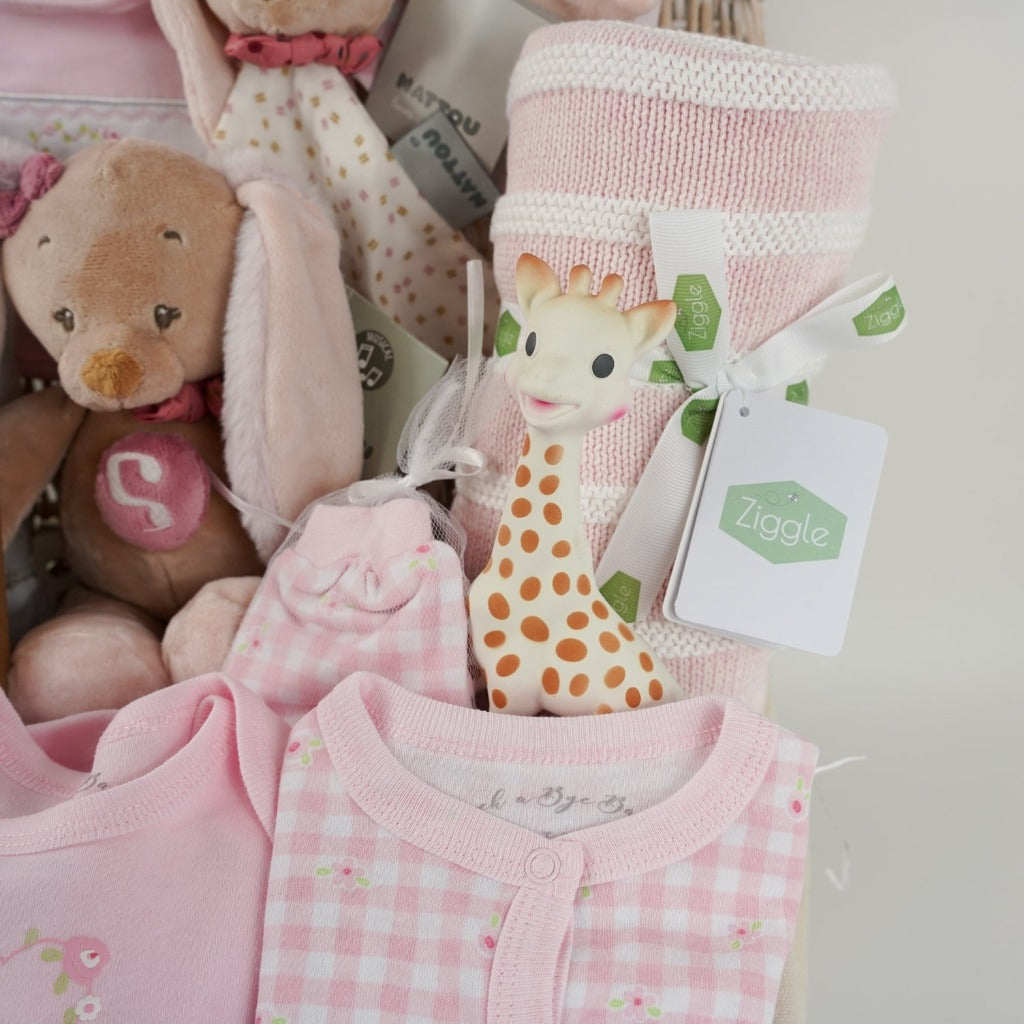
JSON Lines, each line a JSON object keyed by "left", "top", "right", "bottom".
{"left": 205, "top": 0, "right": 394, "bottom": 37}
{"left": 1, "top": 140, "right": 243, "bottom": 412}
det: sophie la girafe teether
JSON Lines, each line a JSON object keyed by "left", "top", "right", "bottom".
{"left": 469, "top": 253, "right": 684, "bottom": 716}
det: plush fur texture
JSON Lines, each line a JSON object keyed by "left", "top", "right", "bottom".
{"left": 205, "top": 0, "right": 394, "bottom": 35}
{"left": 0, "top": 138, "right": 363, "bottom": 721}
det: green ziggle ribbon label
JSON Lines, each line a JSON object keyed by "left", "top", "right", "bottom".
{"left": 648, "top": 360, "right": 685, "bottom": 384}
{"left": 494, "top": 310, "right": 521, "bottom": 356}
{"left": 679, "top": 397, "right": 719, "bottom": 445}
{"left": 853, "top": 287, "right": 905, "bottom": 337}
{"left": 672, "top": 273, "right": 722, "bottom": 353}
{"left": 599, "top": 571, "right": 642, "bottom": 624}
{"left": 785, "top": 380, "right": 809, "bottom": 405}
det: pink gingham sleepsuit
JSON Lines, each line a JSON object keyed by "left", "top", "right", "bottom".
{"left": 0, "top": 674, "right": 287, "bottom": 1022}
{"left": 256, "top": 673, "right": 817, "bottom": 1023}
{"left": 223, "top": 499, "right": 474, "bottom": 724}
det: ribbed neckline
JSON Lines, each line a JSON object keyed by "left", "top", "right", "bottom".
{"left": 321, "top": 673, "right": 777, "bottom": 887}
{"left": 0, "top": 677, "right": 234, "bottom": 855}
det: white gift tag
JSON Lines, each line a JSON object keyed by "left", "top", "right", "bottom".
{"left": 664, "top": 390, "right": 888, "bottom": 655}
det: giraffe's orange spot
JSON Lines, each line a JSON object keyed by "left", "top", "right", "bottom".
{"left": 522, "top": 434, "right": 531, "bottom": 456}
{"left": 577, "top": 576, "right": 592, "bottom": 596}
{"left": 567, "top": 611, "right": 589, "bottom": 630}
{"left": 625, "top": 687, "right": 642, "bottom": 709}
{"left": 544, "top": 444, "right": 564, "bottom": 465}
{"left": 483, "top": 630, "right": 506, "bottom": 648}
{"left": 649, "top": 679, "right": 664, "bottom": 701}
{"left": 618, "top": 623, "right": 635, "bottom": 642}
{"left": 599, "top": 631, "right": 621, "bottom": 653}
{"left": 488, "top": 593, "right": 510, "bottom": 620}
{"left": 511, "top": 498, "right": 532, "bottom": 518}
{"left": 604, "top": 666, "right": 626, "bottom": 688}
{"left": 639, "top": 652, "right": 654, "bottom": 672}
{"left": 552, "top": 540, "right": 571, "bottom": 558}
{"left": 496, "top": 654, "right": 521, "bottom": 677}
{"left": 592, "top": 601, "right": 609, "bottom": 620}
{"left": 515, "top": 465, "right": 531, "bottom": 487}
{"left": 491, "top": 688, "right": 508, "bottom": 709}
{"left": 540, "top": 475, "right": 560, "bottom": 495}
{"left": 543, "top": 503, "right": 562, "bottom": 526}
{"left": 497, "top": 525, "right": 511, "bottom": 546}
{"left": 553, "top": 573, "right": 571, "bottom": 596}
{"left": 520, "top": 577, "right": 542, "bottom": 601}
{"left": 542, "top": 667, "right": 560, "bottom": 694}
{"left": 521, "top": 530, "right": 539, "bottom": 553}
{"left": 569, "top": 673, "right": 590, "bottom": 696}
{"left": 521, "top": 617, "right": 549, "bottom": 642}
{"left": 596, "top": 703, "right": 613, "bottom": 715}
{"left": 556, "top": 638, "right": 588, "bottom": 662}
{"left": 499, "top": 558, "right": 514, "bottom": 578}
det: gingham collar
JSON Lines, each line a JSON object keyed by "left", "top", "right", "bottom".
{"left": 320, "top": 673, "right": 777, "bottom": 888}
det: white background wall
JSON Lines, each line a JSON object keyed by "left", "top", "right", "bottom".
{"left": 766, "top": 3, "right": 1024, "bottom": 1020}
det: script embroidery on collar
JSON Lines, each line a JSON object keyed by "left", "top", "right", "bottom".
{"left": 477, "top": 786, "right": 636, "bottom": 819}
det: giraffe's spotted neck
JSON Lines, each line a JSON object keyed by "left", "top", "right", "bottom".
{"left": 498, "top": 426, "right": 592, "bottom": 577}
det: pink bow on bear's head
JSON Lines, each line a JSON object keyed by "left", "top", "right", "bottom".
{"left": 0, "top": 153, "right": 63, "bottom": 239}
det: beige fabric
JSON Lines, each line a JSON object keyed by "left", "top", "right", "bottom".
{"left": 765, "top": 688, "right": 809, "bottom": 1024}
{"left": 773, "top": 863, "right": 809, "bottom": 1024}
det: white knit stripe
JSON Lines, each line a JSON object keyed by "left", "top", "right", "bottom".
{"left": 459, "top": 469, "right": 633, "bottom": 527}
{"left": 638, "top": 615, "right": 739, "bottom": 658}
{"left": 508, "top": 42, "right": 896, "bottom": 112}
{"left": 491, "top": 194, "right": 871, "bottom": 257}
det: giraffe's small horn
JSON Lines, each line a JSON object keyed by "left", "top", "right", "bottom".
{"left": 596, "top": 274, "right": 625, "bottom": 307}
{"left": 567, "top": 265, "right": 593, "bottom": 295}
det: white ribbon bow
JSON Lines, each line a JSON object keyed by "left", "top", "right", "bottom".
{"left": 594, "top": 210, "right": 907, "bottom": 622}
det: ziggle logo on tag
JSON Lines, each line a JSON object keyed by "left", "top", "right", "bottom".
{"left": 719, "top": 481, "right": 846, "bottom": 564}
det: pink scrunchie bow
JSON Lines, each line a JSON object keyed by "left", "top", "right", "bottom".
{"left": 224, "top": 31, "right": 383, "bottom": 74}
{"left": 0, "top": 153, "right": 63, "bottom": 239}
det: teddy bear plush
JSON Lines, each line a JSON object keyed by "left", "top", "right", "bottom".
{"left": 0, "top": 137, "right": 363, "bottom": 721}
{"left": 152, "top": 0, "right": 499, "bottom": 357}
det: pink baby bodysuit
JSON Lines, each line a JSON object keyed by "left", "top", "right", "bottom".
{"left": 0, "top": 674, "right": 287, "bottom": 1023}
{"left": 223, "top": 499, "right": 474, "bottom": 724}
{"left": 257, "top": 673, "right": 817, "bottom": 1023}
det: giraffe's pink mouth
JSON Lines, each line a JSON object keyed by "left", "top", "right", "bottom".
{"left": 521, "top": 393, "right": 578, "bottom": 419}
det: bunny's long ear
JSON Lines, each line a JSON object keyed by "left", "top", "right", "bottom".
{"left": 151, "top": 0, "right": 234, "bottom": 146}
{"left": 221, "top": 180, "right": 363, "bottom": 561}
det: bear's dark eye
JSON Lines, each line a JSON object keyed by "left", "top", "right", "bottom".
{"left": 53, "top": 307, "right": 75, "bottom": 332}
{"left": 525, "top": 331, "right": 537, "bottom": 356}
{"left": 591, "top": 353, "right": 614, "bottom": 378}
{"left": 154, "top": 305, "right": 181, "bottom": 330}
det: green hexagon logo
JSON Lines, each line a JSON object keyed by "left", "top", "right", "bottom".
{"left": 599, "top": 570, "right": 642, "bottom": 624}
{"left": 494, "top": 309, "right": 521, "bottom": 356}
{"left": 672, "top": 274, "right": 722, "bottom": 352}
{"left": 853, "top": 286, "right": 905, "bottom": 337}
{"left": 719, "top": 481, "right": 847, "bottom": 564}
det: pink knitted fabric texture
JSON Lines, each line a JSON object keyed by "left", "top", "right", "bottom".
{"left": 454, "top": 22, "right": 895, "bottom": 711}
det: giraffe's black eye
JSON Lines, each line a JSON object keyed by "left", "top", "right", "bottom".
{"left": 524, "top": 331, "right": 537, "bottom": 356}
{"left": 591, "top": 353, "right": 614, "bottom": 378}
{"left": 154, "top": 305, "right": 181, "bottom": 330}
{"left": 53, "top": 307, "right": 75, "bottom": 332}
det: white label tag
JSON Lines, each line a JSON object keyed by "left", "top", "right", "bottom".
{"left": 664, "top": 390, "right": 888, "bottom": 655}
{"left": 347, "top": 288, "right": 449, "bottom": 478}
{"left": 364, "top": 0, "right": 551, "bottom": 170}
